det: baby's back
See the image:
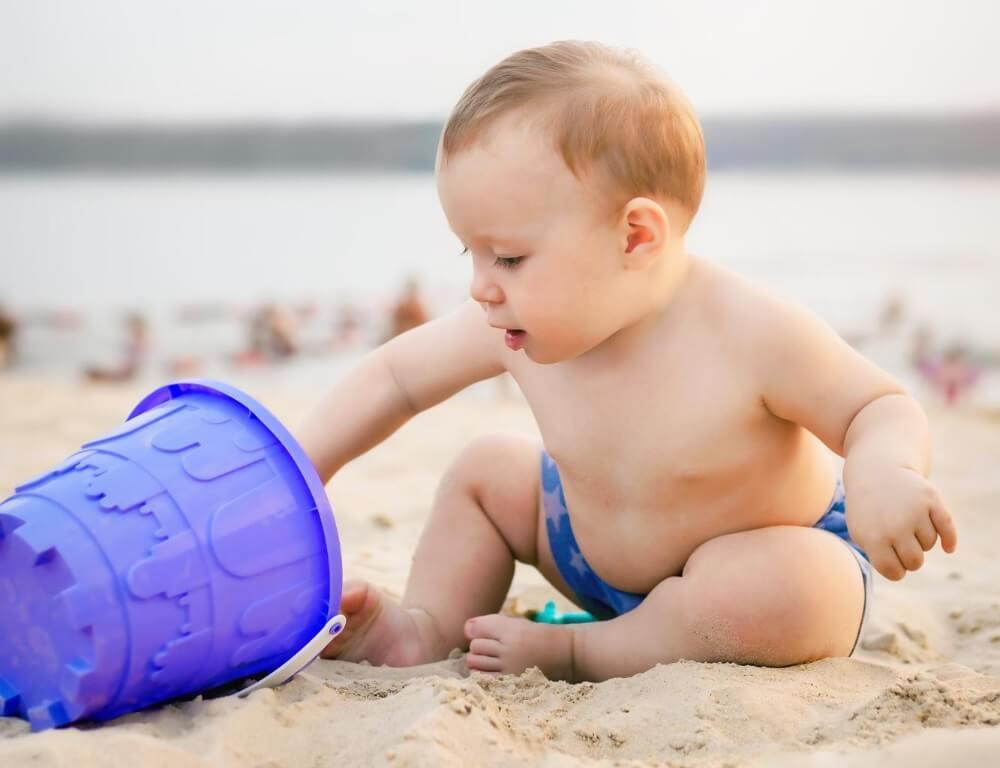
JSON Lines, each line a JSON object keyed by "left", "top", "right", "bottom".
{"left": 507, "top": 258, "right": 837, "bottom": 594}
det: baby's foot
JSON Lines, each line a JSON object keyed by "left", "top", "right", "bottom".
{"left": 464, "top": 614, "right": 576, "bottom": 681}
{"left": 320, "top": 580, "right": 445, "bottom": 666}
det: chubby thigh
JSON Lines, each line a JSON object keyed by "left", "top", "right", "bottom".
{"left": 672, "top": 525, "right": 866, "bottom": 662}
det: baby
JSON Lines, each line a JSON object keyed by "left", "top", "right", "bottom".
{"left": 300, "top": 41, "right": 957, "bottom": 682}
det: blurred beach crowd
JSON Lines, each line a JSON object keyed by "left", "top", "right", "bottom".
{"left": 0, "top": 277, "right": 433, "bottom": 387}
{"left": 0, "top": 286, "right": 995, "bottom": 412}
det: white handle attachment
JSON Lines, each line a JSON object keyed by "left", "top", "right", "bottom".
{"left": 237, "top": 614, "right": 347, "bottom": 698}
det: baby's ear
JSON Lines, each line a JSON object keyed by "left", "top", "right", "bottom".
{"left": 621, "top": 197, "right": 669, "bottom": 268}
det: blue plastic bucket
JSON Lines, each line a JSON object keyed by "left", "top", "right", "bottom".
{"left": 0, "top": 380, "right": 342, "bottom": 730}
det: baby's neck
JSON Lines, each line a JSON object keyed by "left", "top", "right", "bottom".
{"left": 589, "top": 244, "right": 696, "bottom": 360}
{"left": 649, "top": 240, "right": 693, "bottom": 310}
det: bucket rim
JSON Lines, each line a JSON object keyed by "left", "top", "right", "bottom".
{"left": 127, "top": 379, "right": 343, "bottom": 621}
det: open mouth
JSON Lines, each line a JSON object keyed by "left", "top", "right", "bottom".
{"left": 504, "top": 329, "right": 526, "bottom": 351}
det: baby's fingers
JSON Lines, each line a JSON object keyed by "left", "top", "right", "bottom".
{"left": 871, "top": 542, "right": 906, "bottom": 581}
{"left": 929, "top": 495, "right": 958, "bottom": 553}
{"left": 914, "top": 514, "right": 938, "bottom": 551}
{"left": 893, "top": 539, "right": 925, "bottom": 573}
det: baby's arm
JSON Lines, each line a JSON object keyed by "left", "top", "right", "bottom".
{"left": 297, "top": 300, "right": 505, "bottom": 482}
{"left": 752, "top": 295, "right": 956, "bottom": 580}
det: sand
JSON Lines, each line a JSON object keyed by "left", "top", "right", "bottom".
{"left": 1, "top": 374, "right": 999, "bottom": 767}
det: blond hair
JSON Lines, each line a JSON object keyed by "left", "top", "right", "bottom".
{"left": 440, "top": 40, "right": 706, "bottom": 227}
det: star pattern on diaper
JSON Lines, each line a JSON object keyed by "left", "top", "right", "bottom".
{"left": 543, "top": 489, "right": 563, "bottom": 534}
{"left": 569, "top": 547, "right": 588, "bottom": 576}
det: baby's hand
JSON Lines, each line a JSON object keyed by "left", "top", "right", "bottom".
{"left": 846, "top": 466, "right": 957, "bottom": 581}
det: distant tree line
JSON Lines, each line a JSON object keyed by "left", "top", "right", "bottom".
{"left": 0, "top": 114, "right": 997, "bottom": 173}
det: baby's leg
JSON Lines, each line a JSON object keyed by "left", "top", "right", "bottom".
{"left": 322, "top": 434, "right": 546, "bottom": 665}
{"left": 465, "top": 525, "right": 866, "bottom": 681}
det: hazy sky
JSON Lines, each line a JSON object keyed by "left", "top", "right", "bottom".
{"left": 1, "top": 0, "right": 998, "bottom": 120}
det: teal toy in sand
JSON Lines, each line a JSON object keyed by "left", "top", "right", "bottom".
{"left": 528, "top": 601, "right": 596, "bottom": 625}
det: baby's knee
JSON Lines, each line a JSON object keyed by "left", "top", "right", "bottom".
{"left": 676, "top": 577, "right": 755, "bottom": 662}
{"left": 436, "top": 434, "right": 543, "bottom": 564}
{"left": 441, "top": 434, "right": 537, "bottom": 495}
{"left": 677, "top": 561, "right": 822, "bottom": 665}
{"left": 436, "top": 435, "right": 500, "bottom": 491}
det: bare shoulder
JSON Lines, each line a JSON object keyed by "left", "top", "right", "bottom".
{"left": 693, "top": 258, "right": 834, "bottom": 350}
{"left": 691, "top": 257, "right": 902, "bottom": 452}
{"left": 688, "top": 258, "right": 793, "bottom": 345}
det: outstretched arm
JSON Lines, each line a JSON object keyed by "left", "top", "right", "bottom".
{"left": 297, "top": 300, "right": 505, "bottom": 483}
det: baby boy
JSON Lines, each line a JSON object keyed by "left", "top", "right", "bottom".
{"left": 300, "top": 41, "right": 956, "bottom": 682}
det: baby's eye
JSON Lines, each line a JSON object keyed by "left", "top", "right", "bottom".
{"left": 494, "top": 256, "right": 524, "bottom": 270}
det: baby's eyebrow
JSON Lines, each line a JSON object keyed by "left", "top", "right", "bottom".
{"left": 468, "top": 231, "right": 526, "bottom": 248}
{"left": 449, "top": 223, "right": 529, "bottom": 250}
{"left": 448, "top": 221, "right": 504, "bottom": 239}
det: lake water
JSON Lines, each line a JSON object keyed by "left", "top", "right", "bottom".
{"left": 1, "top": 171, "right": 997, "bottom": 396}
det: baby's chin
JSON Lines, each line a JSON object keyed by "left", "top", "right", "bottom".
{"left": 519, "top": 335, "right": 603, "bottom": 365}
{"left": 508, "top": 335, "right": 554, "bottom": 364}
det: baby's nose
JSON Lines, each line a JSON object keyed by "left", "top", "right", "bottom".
{"left": 469, "top": 271, "right": 503, "bottom": 305}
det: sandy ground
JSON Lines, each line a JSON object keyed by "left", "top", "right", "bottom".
{"left": 1, "top": 374, "right": 999, "bottom": 767}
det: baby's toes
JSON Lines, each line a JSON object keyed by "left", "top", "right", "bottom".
{"left": 466, "top": 652, "right": 504, "bottom": 674}
{"left": 469, "top": 637, "right": 503, "bottom": 658}
{"left": 467, "top": 632, "right": 507, "bottom": 673}
{"left": 465, "top": 613, "right": 508, "bottom": 641}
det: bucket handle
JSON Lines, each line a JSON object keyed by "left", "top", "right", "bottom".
{"left": 236, "top": 614, "right": 347, "bottom": 698}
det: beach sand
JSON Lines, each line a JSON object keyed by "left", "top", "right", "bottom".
{"left": 1, "top": 375, "right": 999, "bottom": 766}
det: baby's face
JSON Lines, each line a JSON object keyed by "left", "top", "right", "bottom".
{"left": 437, "top": 114, "right": 636, "bottom": 364}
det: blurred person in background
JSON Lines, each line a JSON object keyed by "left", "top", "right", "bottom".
{"left": 387, "top": 277, "right": 430, "bottom": 340}
{"left": 83, "top": 311, "right": 148, "bottom": 383}
{"left": 233, "top": 303, "right": 298, "bottom": 366}
{"left": 333, "top": 302, "right": 364, "bottom": 351}
{"left": 0, "top": 303, "right": 16, "bottom": 369}
{"left": 914, "top": 339, "right": 982, "bottom": 407}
